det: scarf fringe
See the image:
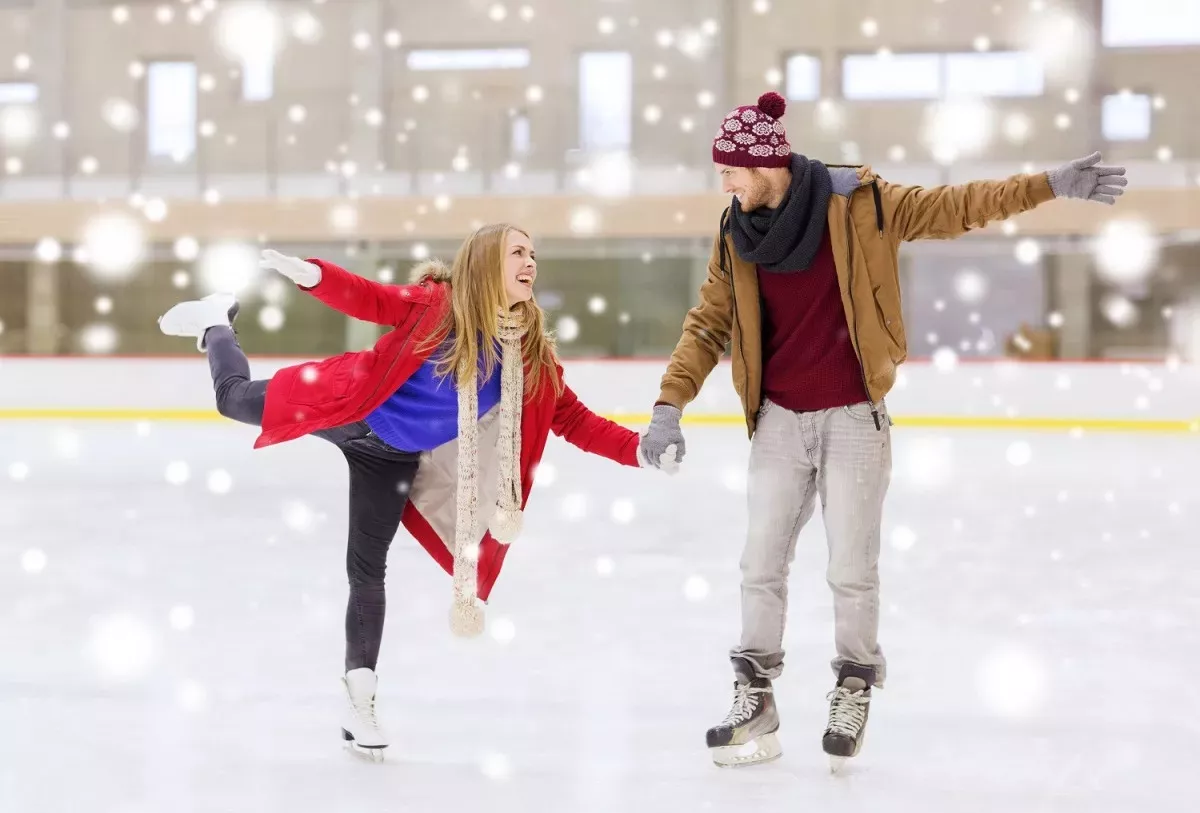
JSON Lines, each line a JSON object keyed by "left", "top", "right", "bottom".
{"left": 450, "top": 310, "right": 527, "bottom": 638}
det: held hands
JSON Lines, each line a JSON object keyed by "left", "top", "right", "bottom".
{"left": 259, "top": 249, "right": 322, "bottom": 288}
{"left": 638, "top": 404, "right": 686, "bottom": 475}
{"left": 1048, "top": 152, "right": 1128, "bottom": 205}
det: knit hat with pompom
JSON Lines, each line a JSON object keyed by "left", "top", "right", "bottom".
{"left": 712, "top": 91, "right": 792, "bottom": 169}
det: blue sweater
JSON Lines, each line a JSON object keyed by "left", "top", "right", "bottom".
{"left": 364, "top": 355, "right": 502, "bottom": 453}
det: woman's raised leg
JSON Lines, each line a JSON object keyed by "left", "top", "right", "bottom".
{"left": 159, "top": 294, "right": 266, "bottom": 426}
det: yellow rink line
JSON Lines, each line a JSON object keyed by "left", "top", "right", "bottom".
{"left": 0, "top": 408, "right": 1196, "bottom": 434}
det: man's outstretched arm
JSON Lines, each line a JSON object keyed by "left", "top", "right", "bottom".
{"left": 883, "top": 152, "right": 1127, "bottom": 242}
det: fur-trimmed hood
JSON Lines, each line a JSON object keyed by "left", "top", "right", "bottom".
{"left": 409, "top": 259, "right": 451, "bottom": 284}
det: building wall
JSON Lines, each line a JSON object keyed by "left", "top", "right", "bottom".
{"left": 0, "top": 0, "right": 1197, "bottom": 362}
{"left": 1, "top": 0, "right": 1195, "bottom": 193}
{"left": 1, "top": 0, "right": 726, "bottom": 188}
{"left": 734, "top": 0, "right": 1198, "bottom": 167}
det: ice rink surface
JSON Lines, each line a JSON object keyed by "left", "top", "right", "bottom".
{"left": 2, "top": 420, "right": 1198, "bottom": 813}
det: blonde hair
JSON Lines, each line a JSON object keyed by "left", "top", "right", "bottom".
{"left": 416, "top": 223, "right": 562, "bottom": 399}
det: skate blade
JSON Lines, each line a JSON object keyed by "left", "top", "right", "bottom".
{"left": 344, "top": 742, "right": 387, "bottom": 763}
{"left": 342, "top": 729, "right": 387, "bottom": 763}
{"left": 825, "top": 732, "right": 865, "bottom": 775}
{"left": 710, "top": 732, "right": 782, "bottom": 768}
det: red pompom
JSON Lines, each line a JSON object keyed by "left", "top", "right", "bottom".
{"left": 757, "top": 91, "right": 787, "bottom": 119}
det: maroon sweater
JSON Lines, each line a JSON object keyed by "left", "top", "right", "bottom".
{"left": 756, "top": 228, "right": 866, "bottom": 412}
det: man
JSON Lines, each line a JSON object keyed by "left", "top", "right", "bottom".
{"left": 638, "top": 91, "right": 1126, "bottom": 769}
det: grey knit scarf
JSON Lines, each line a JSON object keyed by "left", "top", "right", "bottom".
{"left": 730, "top": 153, "right": 833, "bottom": 273}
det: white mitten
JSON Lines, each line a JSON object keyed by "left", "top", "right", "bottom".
{"left": 259, "top": 248, "right": 322, "bottom": 288}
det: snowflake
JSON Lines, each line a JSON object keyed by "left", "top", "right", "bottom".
{"left": 480, "top": 752, "right": 512, "bottom": 780}
{"left": 890, "top": 526, "right": 917, "bottom": 551}
{"left": 169, "top": 606, "right": 195, "bottom": 630}
{"left": 684, "top": 575, "right": 710, "bottom": 601}
{"left": 178, "top": 680, "right": 207, "bottom": 712}
{"left": 21, "top": 549, "right": 47, "bottom": 573}
{"left": 489, "top": 617, "right": 516, "bottom": 644}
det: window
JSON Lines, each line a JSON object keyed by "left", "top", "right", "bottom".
{"left": 1102, "top": 0, "right": 1200, "bottom": 46}
{"left": 241, "top": 53, "right": 273, "bottom": 101}
{"left": 843, "top": 51, "right": 1044, "bottom": 100}
{"left": 146, "top": 62, "right": 197, "bottom": 159}
{"left": 578, "top": 52, "right": 631, "bottom": 151}
{"left": 214, "top": 1, "right": 277, "bottom": 100}
{"left": 843, "top": 53, "right": 942, "bottom": 100}
{"left": 1102, "top": 92, "right": 1152, "bottom": 140}
{"left": 0, "top": 83, "right": 37, "bottom": 105}
{"left": 510, "top": 113, "right": 531, "bottom": 157}
{"left": 944, "top": 52, "right": 1043, "bottom": 97}
{"left": 785, "top": 55, "right": 820, "bottom": 101}
{"left": 407, "top": 49, "right": 531, "bottom": 71}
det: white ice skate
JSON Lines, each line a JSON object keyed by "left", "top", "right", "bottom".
{"left": 341, "top": 668, "right": 388, "bottom": 761}
{"left": 157, "top": 293, "right": 239, "bottom": 352}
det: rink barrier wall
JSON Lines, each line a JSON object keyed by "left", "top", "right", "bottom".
{"left": 1, "top": 358, "right": 1199, "bottom": 434}
{"left": 0, "top": 410, "right": 1195, "bottom": 434}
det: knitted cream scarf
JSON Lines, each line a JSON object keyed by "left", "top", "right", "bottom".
{"left": 449, "top": 309, "right": 527, "bottom": 637}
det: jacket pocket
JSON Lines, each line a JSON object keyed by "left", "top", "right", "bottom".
{"left": 871, "top": 286, "right": 907, "bottom": 362}
{"left": 863, "top": 250, "right": 907, "bottom": 360}
{"left": 287, "top": 353, "right": 358, "bottom": 407}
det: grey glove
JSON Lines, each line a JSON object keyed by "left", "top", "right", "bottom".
{"left": 1047, "top": 152, "right": 1128, "bottom": 205}
{"left": 639, "top": 404, "right": 685, "bottom": 470}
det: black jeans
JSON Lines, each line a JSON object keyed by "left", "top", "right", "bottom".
{"left": 207, "top": 326, "right": 418, "bottom": 673}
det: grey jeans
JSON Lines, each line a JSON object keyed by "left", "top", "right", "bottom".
{"left": 207, "top": 326, "right": 419, "bottom": 673}
{"left": 731, "top": 398, "right": 891, "bottom": 685}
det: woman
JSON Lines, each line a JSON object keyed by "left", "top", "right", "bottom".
{"left": 157, "top": 223, "right": 677, "bottom": 757}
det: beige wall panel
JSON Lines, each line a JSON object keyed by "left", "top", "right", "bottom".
{"left": 1, "top": 185, "right": 1197, "bottom": 244}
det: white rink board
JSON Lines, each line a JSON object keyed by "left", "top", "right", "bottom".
{"left": 0, "top": 357, "right": 1198, "bottom": 420}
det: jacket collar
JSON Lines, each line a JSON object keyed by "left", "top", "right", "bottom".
{"left": 408, "top": 259, "right": 452, "bottom": 284}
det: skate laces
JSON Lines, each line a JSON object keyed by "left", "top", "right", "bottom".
{"left": 825, "top": 685, "right": 870, "bottom": 737}
{"left": 350, "top": 693, "right": 380, "bottom": 728}
{"left": 722, "top": 683, "right": 769, "bottom": 727}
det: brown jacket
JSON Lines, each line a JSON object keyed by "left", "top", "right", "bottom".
{"left": 656, "top": 165, "right": 1056, "bottom": 437}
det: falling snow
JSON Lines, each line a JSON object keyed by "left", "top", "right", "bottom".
{"left": 0, "top": 4, "right": 1193, "bottom": 811}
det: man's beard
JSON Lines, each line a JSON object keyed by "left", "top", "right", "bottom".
{"left": 739, "top": 174, "right": 775, "bottom": 211}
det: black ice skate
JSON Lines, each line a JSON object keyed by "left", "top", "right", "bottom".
{"left": 706, "top": 659, "right": 782, "bottom": 767}
{"left": 822, "top": 662, "right": 874, "bottom": 773}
